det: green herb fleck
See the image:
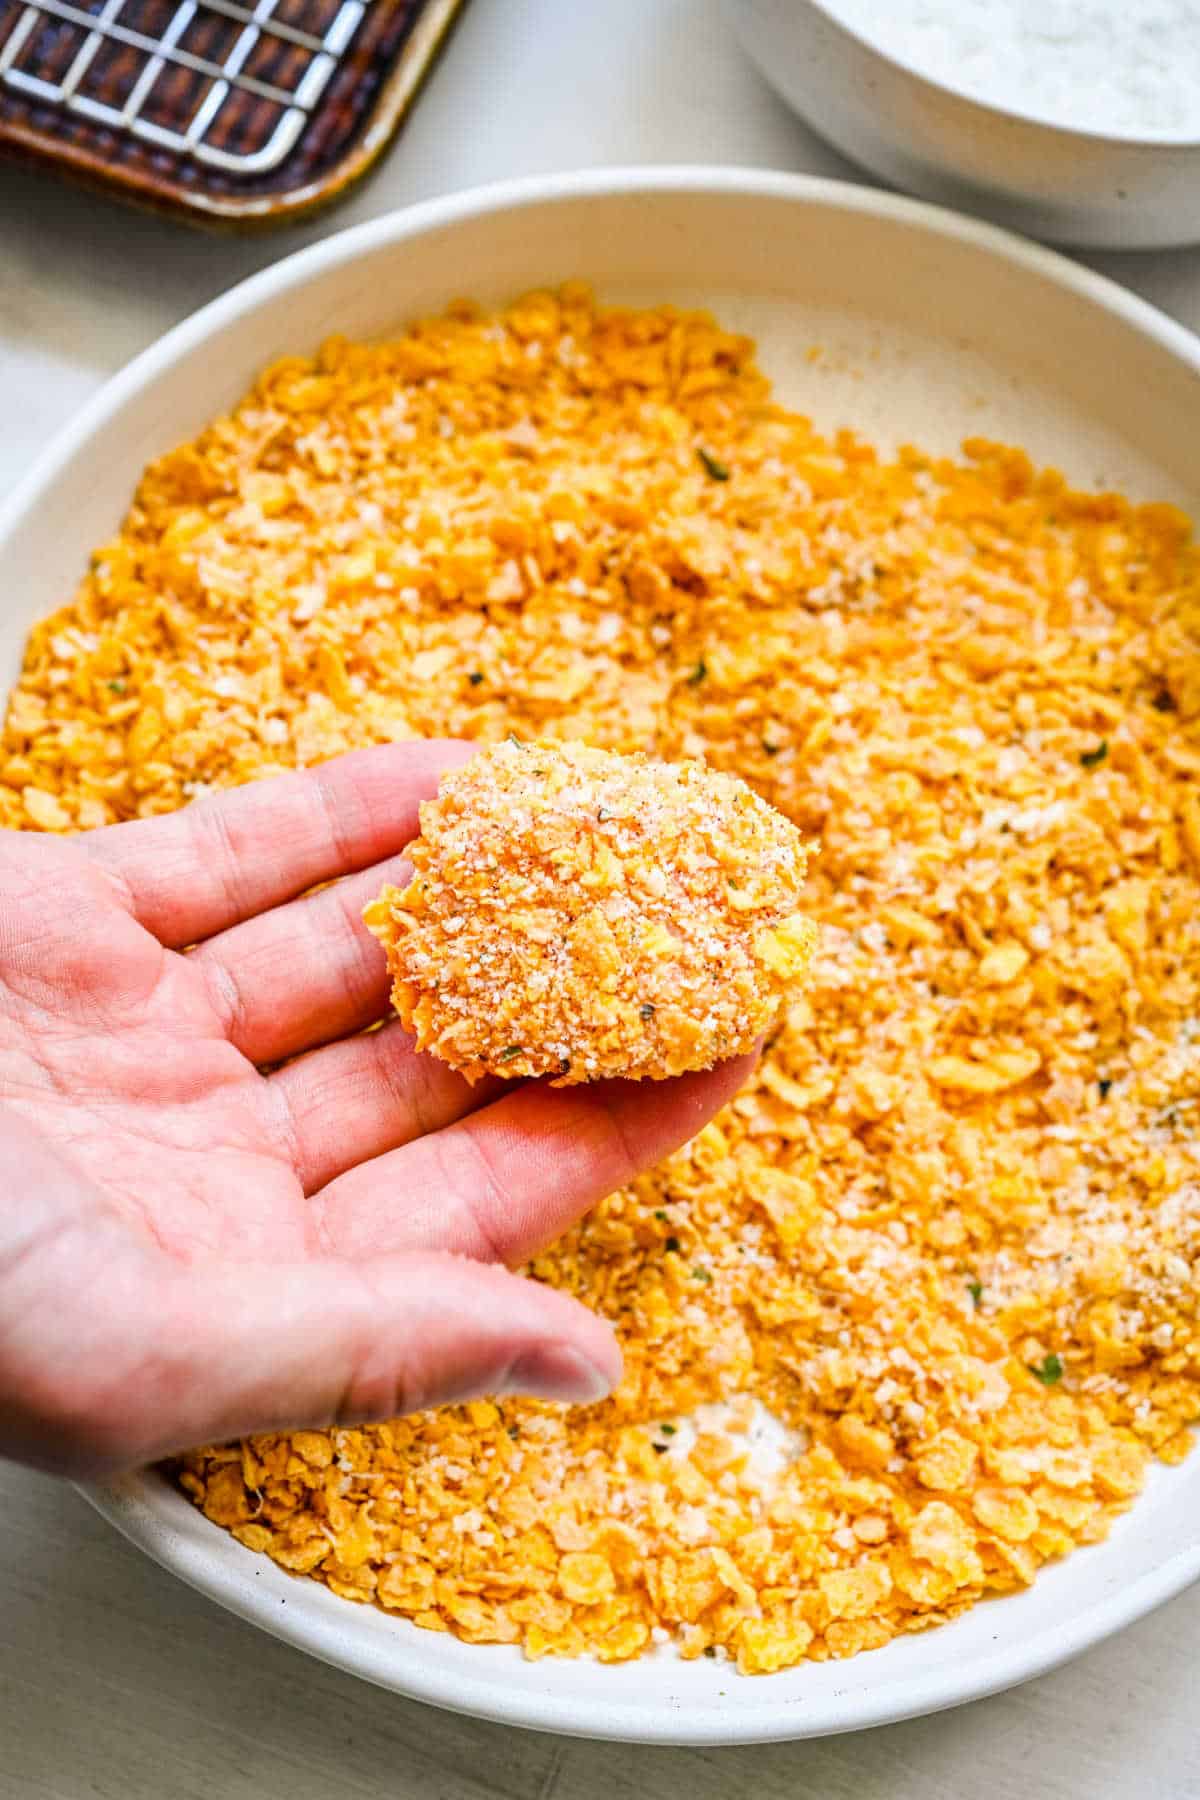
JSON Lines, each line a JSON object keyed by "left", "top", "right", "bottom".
{"left": 654, "top": 1208, "right": 669, "bottom": 1222}
{"left": 498, "top": 1045, "right": 523, "bottom": 1063}
{"left": 1098, "top": 1077, "right": 1112, "bottom": 1099}
{"left": 467, "top": 670, "right": 484, "bottom": 686}
{"left": 665, "top": 1236, "right": 681, "bottom": 1254}
{"left": 697, "top": 447, "right": 730, "bottom": 482}
{"left": 1080, "top": 740, "right": 1108, "bottom": 768}
{"left": 692, "top": 1265, "right": 713, "bottom": 1284}
{"left": 761, "top": 738, "right": 780, "bottom": 757}
{"left": 507, "top": 1424, "right": 520, "bottom": 1439}
{"left": 687, "top": 657, "right": 708, "bottom": 687}
{"left": 1029, "top": 1352, "right": 1063, "bottom": 1386}
{"left": 106, "top": 678, "right": 126, "bottom": 694}
{"left": 659, "top": 1422, "right": 676, "bottom": 1437}
{"left": 640, "top": 1002, "right": 656, "bottom": 1020}
{"left": 703, "top": 1646, "right": 717, "bottom": 1658}
{"left": 651, "top": 1441, "right": 669, "bottom": 1455}
{"left": 966, "top": 1279, "right": 983, "bottom": 1309}
{"left": 506, "top": 731, "right": 523, "bottom": 747}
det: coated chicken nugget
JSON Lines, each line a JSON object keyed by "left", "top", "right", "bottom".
{"left": 364, "top": 738, "right": 816, "bottom": 1084}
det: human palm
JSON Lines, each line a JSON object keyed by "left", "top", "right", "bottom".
{"left": 0, "top": 742, "right": 749, "bottom": 1478}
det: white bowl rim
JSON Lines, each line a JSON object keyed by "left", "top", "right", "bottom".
{"left": 2, "top": 162, "right": 1196, "bottom": 1741}
{"left": 6, "top": 164, "right": 1200, "bottom": 560}
{"left": 85, "top": 1468, "right": 1200, "bottom": 1744}
{"left": 795, "top": 0, "right": 1200, "bottom": 151}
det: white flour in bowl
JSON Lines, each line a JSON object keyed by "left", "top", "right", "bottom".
{"left": 820, "top": 0, "right": 1200, "bottom": 140}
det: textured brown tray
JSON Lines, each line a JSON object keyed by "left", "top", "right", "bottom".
{"left": 0, "top": 0, "right": 466, "bottom": 228}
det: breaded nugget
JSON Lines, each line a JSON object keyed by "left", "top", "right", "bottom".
{"left": 364, "top": 738, "right": 816, "bottom": 1084}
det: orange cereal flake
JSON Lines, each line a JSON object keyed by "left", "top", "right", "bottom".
{"left": 9, "top": 286, "right": 1199, "bottom": 1672}
{"left": 364, "top": 738, "right": 815, "bottom": 1084}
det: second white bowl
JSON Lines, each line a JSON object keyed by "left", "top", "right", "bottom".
{"left": 730, "top": 0, "right": 1200, "bottom": 250}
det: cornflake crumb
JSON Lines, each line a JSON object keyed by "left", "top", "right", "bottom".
{"left": 364, "top": 738, "right": 815, "bottom": 1084}
{"left": 10, "top": 285, "right": 1198, "bottom": 1676}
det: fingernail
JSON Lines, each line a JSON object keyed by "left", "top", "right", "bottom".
{"left": 505, "top": 1344, "right": 615, "bottom": 1405}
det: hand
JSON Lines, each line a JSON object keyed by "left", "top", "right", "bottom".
{"left": 0, "top": 743, "right": 752, "bottom": 1479}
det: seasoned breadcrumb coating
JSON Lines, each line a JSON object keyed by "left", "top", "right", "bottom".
{"left": 7, "top": 286, "right": 1200, "bottom": 1676}
{"left": 364, "top": 738, "right": 816, "bottom": 1085}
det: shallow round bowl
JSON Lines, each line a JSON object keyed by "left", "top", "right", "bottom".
{"left": 730, "top": 0, "right": 1200, "bottom": 249}
{"left": 1, "top": 168, "right": 1199, "bottom": 1742}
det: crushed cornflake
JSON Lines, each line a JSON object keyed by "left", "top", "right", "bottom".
{"left": 364, "top": 738, "right": 815, "bottom": 1084}
{"left": 7, "top": 286, "right": 1199, "bottom": 1676}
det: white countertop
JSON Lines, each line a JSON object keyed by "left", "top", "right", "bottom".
{"left": 2, "top": 2, "right": 1200, "bottom": 1794}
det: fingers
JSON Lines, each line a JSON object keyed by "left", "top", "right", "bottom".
{"left": 267, "top": 1020, "right": 499, "bottom": 1193}
{"left": 29, "top": 1249, "right": 621, "bottom": 1478}
{"left": 308, "top": 1051, "right": 758, "bottom": 1263}
{"left": 192, "top": 852, "right": 409, "bottom": 1065}
{"left": 0, "top": 1098, "right": 620, "bottom": 1480}
{"left": 84, "top": 740, "right": 475, "bottom": 949}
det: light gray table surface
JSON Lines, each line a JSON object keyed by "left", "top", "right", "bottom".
{"left": 2, "top": 2, "right": 1200, "bottom": 1794}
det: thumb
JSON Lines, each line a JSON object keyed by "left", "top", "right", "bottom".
{"left": 170, "top": 1251, "right": 622, "bottom": 1451}
{"left": 21, "top": 1247, "right": 622, "bottom": 1478}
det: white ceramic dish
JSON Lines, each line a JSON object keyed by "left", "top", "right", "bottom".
{"left": 730, "top": 0, "right": 1200, "bottom": 249}
{"left": 2, "top": 168, "right": 1199, "bottom": 1744}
